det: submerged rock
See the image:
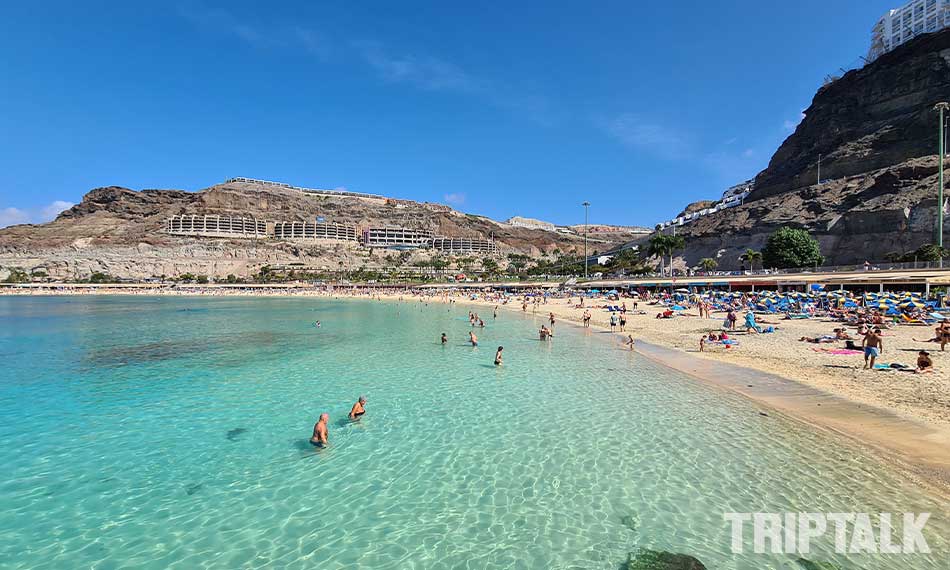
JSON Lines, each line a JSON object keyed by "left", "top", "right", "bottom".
{"left": 185, "top": 483, "right": 203, "bottom": 496}
{"left": 620, "top": 514, "right": 639, "bottom": 532}
{"left": 226, "top": 428, "right": 247, "bottom": 441}
{"left": 623, "top": 549, "right": 707, "bottom": 569}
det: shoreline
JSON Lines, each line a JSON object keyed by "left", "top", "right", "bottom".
{"left": 443, "top": 292, "right": 950, "bottom": 497}
{"left": 6, "top": 287, "right": 950, "bottom": 495}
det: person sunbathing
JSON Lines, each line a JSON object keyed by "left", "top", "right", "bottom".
{"left": 915, "top": 351, "right": 934, "bottom": 374}
{"left": 799, "top": 335, "right": 835, "bottom": 343}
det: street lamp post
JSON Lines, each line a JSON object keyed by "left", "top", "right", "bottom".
{"left": 582, "top": 201, "right": 591, "bottom": 279}
{"left": 936, "top": 102, "right": 949, "bottom": 268}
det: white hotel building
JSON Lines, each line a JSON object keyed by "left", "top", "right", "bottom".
{"left": 868, "top": 0, "right": 950, "bottom": 61}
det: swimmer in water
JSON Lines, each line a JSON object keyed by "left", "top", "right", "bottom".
{"left": 469, "top": 331, "right": 478, "bottom": 346}
{"left": 310, "top": 413, "right": 329, "bottom": 447}
{"left": 494, "top": 346, "right": 504, "bottom": 365}
{"left": 441, "top": 333, "right": 448, "bottom": 345}
{"left": 348, "top": 396, "right": 366, "bottom": 420}
{"left": 314, "top": 321, "right": 321, "bottom": 328}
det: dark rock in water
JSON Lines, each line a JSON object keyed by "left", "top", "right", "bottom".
{"left": 620, "top": 514, "right": 638, "bottom": 532}
{"left": 185, "top": 483, "right": 203, "bottom": 496}
{"left": 623, "top": 549, "right": 706, "bottom": 570}
{"left": 758, "top": 412, "right": 769, "bottom": 417}
{"left": 797, "top": 559, "right": 844, "bottom": 570}
{"left": 226, "top": 428, "right": 247, "bottom": 441}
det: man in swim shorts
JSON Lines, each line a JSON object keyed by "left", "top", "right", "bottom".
{"left": 494, "top": 346, "right": 504, "bottom": 365}
{"left": 862, "top": 327, "right": 883, "bottom": 370}
{"left": 310, "top": 413, "right": 329, "bottom": 447}
{"left": 349, "top": 396, "right": 366, "bottom": 420}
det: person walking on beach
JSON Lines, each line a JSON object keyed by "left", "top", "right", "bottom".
{"left": 726, "top": 309, "right": 737, "bottom": 330}
{"left": 609, "top": 313, "right": 617, "bottom": 332}
{"left": 619, "top": 314, "right": 627, "bottom": 332}
{"left": 310, "top": 413, "right": 329, "bottom": 447}
{"left": 494, "top": 346, "right": 504, "bottom": 365}
{"left": 349, "top": 396, "right": 366, "bottom": 420}
{"left": 862, "top": 327, "right": 884, "bottom": 370}
{"left": 583, "top": 310, "right": 591, "bottom": 328}
{"left": 549, "top": 312, "right": 555, "bottom": 328}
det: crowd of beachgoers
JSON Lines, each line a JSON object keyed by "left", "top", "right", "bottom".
{"left": 4, "top": 283, "right": 950, "bottom": 432}
{"left": 347, "top": 285, "right": 950, "bottom": 431}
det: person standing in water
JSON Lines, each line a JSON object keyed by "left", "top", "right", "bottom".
{"left": 494, "top": 346, "right": 504, "bottom": 365}
{"left": 310, "top": 413, "right": 329, "bottom": 447}
{"left": 469, "top": 331, "right": 478, "bottom": 346}
{"left": 441, "top": 333, "right": 448, "bottom": 345}
{"left": 493, "top": 306, "right": 499, "bottom": 319}
{"left": 348, "top": 396, "right": 366, "bottom": 420}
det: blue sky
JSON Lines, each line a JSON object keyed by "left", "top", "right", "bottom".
{"left": 0, "top": 1, "right": 897, "bottom": 228}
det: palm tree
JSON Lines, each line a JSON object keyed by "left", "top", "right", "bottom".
{"left": 647, "top": 234, "right": 685, "bottom": 276}
{"left": 699, "top": 258, "right": 718, "bottom": 273}
{"left": 739, "top": 249, "right": 762, "bottom": 271}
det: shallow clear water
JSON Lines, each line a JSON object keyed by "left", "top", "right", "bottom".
{"left": 0, "top": 295, "right": 947, "bottom": 569}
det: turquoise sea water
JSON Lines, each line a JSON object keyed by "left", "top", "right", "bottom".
{"left": 0, "top": 295, "right": 948, "bottom": 569}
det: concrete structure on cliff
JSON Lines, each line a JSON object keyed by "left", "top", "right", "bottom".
{"left": 506, "top": 216, "right": 555, "bottom": 232}
{"left": 869, "top": 0, "right": 949, "bottom": 61}
{"left": 165, "top": 214, "right": 498, "bottom": 254}
{"left": 164, "top": 215, "right": 268, "bottom": 238}
{"left": 272, "top": 221, "right": 359, "bottom": 242}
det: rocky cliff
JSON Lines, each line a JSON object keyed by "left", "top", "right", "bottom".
{"left": 672, "top": 27, "right": 950, "bottom": 269}
{"left": 0, "top": 180, "right": 617, "bottom": 280}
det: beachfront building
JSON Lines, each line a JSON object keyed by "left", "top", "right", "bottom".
{"left": 431, "top": 237, "right": 499, "bottom": 254}
{"left": 656, "top": 181, "right": 753, "bottom": 231}
{"left": 165, "top": 215, "right": 267, "bottom": 238}
{"left": 868, "top": 0, "right": 950, "bottom": 61}
{"left": 506, "top": 216, "right": 556, "bottom": 232}
{"left": 361, "top": 227, "right": 434, "bottom": 249}
{"left": 272, "top": 221, "right": 359, "bottom": 242}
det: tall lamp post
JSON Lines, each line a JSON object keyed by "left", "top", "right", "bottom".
{"left": 936, "top": 102, "right": 949, "bottom": 268}
{"left": 582, "top": 201, "right": 591, "bottom": 279}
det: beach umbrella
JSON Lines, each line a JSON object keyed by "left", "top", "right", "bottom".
{"left": 900, "top": 300, "right": 926, "bottom": 309}
{"left": 674, "top": 288, "right": 690, "bottom": 293}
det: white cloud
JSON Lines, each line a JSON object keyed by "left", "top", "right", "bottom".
{"left": 0, "top": 208, "right": 30, "bottom": 228}
{"left": 600, "top": 113, "right": 689, "bottom": 160}
{"left": 179, "top": 9, "right": 553, "bottom": 124}
{"left": 39, "top": 200, "right": 74, "bottom": 222}
{"left": 354, "top": 41, "right": 479, "bottom": 93}
{"left": 0, "top": 200, "right": 75, "bottom": 229}
{"left": 444, "top": 193, "right": 466, "bottom": 205}
{"left": 742, "top": 148, "right": 755, "bottom": 158}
